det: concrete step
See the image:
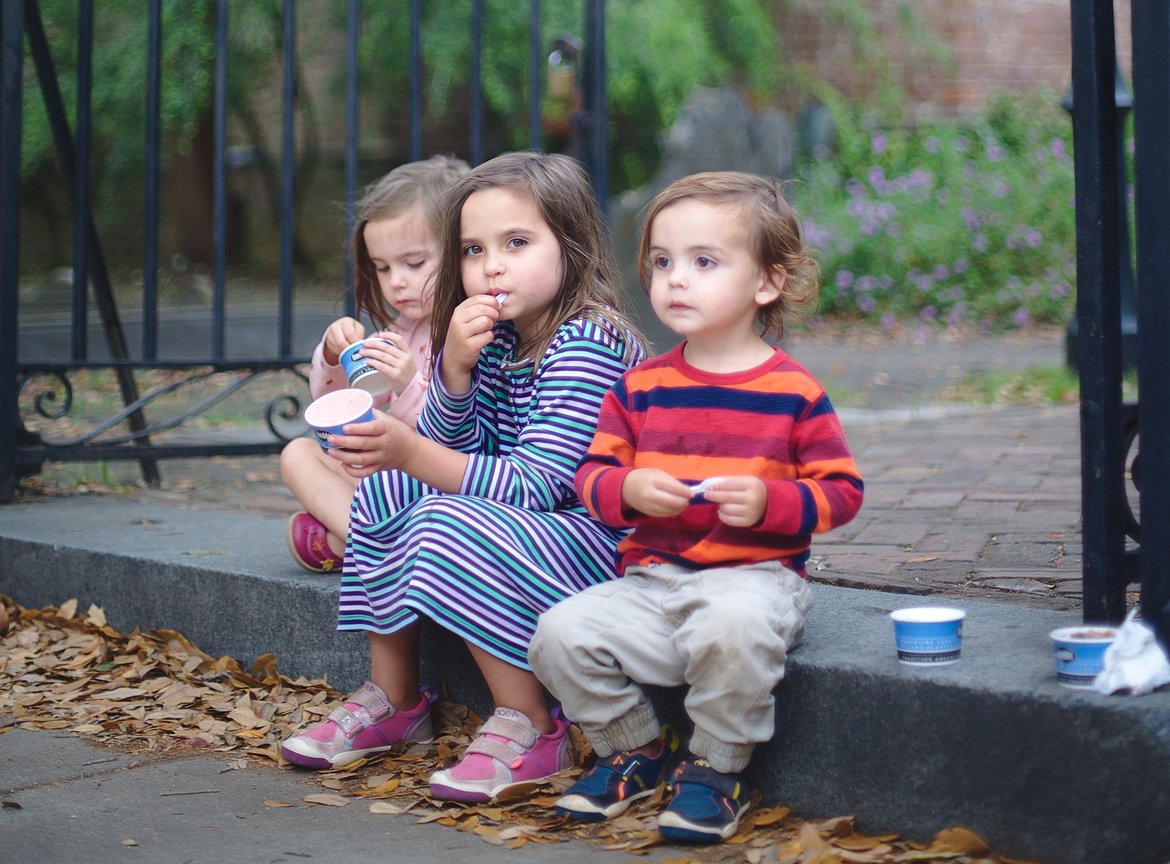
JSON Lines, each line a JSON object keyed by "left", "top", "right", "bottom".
{"left": 2, "top": 496, "right": 1168, "bottom": 864}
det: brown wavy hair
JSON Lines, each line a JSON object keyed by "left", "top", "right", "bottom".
{"left": 349, "top": 154, "right": 470, "bottom": 329}
{"left": 428, "top": 151, "right": 647, "bottom": 373}
{"left": 636, "top": 171, "right": 820, "bottom": 340}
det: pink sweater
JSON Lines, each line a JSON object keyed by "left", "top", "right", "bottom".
{"left": 308, "top": 316, "right": 431, "bottom": 428}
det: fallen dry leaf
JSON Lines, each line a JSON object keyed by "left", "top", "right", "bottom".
{"left": 302, "top": 793, "right": 350, "bottom": 807}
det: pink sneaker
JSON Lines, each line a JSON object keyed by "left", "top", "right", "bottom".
{"left": 428, "top": 707, "right": 574, "bottom": 803}
{"left": 287, "top": 511, "right": 344, "bottom": 573}
{"left": 281, "top": 682, "right": 438, "bottom": 769}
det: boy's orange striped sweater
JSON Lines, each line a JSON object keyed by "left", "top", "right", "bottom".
{"left": 575, "top": 343, "right": 864, "bottom": 577}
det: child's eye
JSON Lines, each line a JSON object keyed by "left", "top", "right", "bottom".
{"left": 462, "top": 244, "right": 482, "bottom": 257}
{"left": 407, "top": 259, "right": 427, "bottom": 270}
{"left": 652, "top": 255, "right": 670, "bottom": 269}
{"left": 374, "top": 264, "right": 390, "bottom": 274}
{"left": 695, "top": 255, "right": 716, "bottom": 269}
{"left": 505, "top": 237, "right": 528, "bottom": 249}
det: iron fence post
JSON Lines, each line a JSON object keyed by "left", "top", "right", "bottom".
{"left": 0, "top": 0, "right": 26, "bottom": 503}
{"left": 1130, "top": 2, "right": 1170, "bottom": 651}
{"left": 1069, "top": 0, "right": 1129, "bottom": 624}
{"left": 1062, "top": 65, "right": 1139, "bottom": 374}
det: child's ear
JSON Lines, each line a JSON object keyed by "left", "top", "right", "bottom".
{"left": 755, "top": 265, "right": 786, "bottom": 306}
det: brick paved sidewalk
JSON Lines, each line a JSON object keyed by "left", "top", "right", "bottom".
{"left": 817, "top": 402, "right": 1083, "bottom": 611}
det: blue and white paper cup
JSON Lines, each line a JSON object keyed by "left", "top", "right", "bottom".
{"left": 304, "top": 388, "right": 375, "bottom": 451}
{"left": 890, "top": 607, "right": 966, "bottom": 666}
{"left": 340, "top": 338, "right": 393, "bottom": 395}
{"left": 1049, "top": 626, "right": 1118, "bottom": 688}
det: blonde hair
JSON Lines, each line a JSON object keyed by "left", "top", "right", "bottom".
{"left": 349, "top": 154, "right": 470, "bottom": 329}
{"left": 637, "top": 171, "right": 820, "bottom": 340}
{"left": 429, "top": 151, "right": 647, "bottom": 372}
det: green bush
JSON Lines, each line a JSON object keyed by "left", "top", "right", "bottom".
{"left": 792, "top": 90, "right": 1079, "bottom": 332}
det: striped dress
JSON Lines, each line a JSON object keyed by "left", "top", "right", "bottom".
{"left": 575, "top": 343, "right": 864, "bottom": 577}
{"left": 338, "top": 317, "right": 641, "bottom": 669}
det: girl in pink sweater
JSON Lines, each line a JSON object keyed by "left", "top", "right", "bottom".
{"left": 282, "top": 155, "right": 469, "bottom": 572}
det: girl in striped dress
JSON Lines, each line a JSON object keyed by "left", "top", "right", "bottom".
{"left": 281, "top": 152, "right": 647, "bottom": 804}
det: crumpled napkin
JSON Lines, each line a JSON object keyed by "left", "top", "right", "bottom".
{"left": 1093, "top": 608, "right": 1170, "bottom": 696}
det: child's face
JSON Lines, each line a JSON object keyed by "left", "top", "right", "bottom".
{"left": 646, "top": 199, "right": 780, "bottom": 341}
{"left": 459, "top": 187, "right": 563, "bottom": 338}
{"left": 363, "top": 206, "right": 440, "bottom": 321}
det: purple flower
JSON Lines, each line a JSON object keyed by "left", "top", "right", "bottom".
{"left": 1012, "top": 307, "right": 1031, "bottom": 327}
{"left": 925, "top": 136, "right": 942, "bottom": 154}
{"left": 858, "top": 295, "right": 876, "bottom": 313}
{"left": 920, "top": 305, "right": 938, "bottom": 321}
{"left": 1025, "top": 230, "right": 1042, "bottom": 248}
{"left": 1050, "top": 138, "right": 1067, "bottom": 159}
{"left": 836, "top": 270, "right": 855, "bottom": 290}
{"left": 872, "top": 133, "right": 888, "bottom": 155}
{"left": 1050, "top": 282, "right": 1071, "bottom": 299}
{"left": 953, "top": 257, "right": 969, "bottom": 275}
{"left": 881, "top": 313, "right": 898, "bottom": 331}
{"left": 973, "top": 234, "right": 989, "bottom": 252}
{"left": 933, "top": 264, "right": 950, "bottom": 280}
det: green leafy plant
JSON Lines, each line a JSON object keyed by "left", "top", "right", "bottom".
{"left": 793, "top": 90, "right": 1079, "bottom": 332}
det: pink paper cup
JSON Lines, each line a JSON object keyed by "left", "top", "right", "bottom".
{"left": 340, "top": 338, "right": 394, "bottom": 395}
{"left": 304, "top": 388, "right": 374, "bottom": 451}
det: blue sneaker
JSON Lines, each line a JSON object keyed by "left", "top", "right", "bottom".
{"left": 554, "top": 726, "right": 680, "bottom": 821}
{"left": 657, "top": 758, "right": 751, "bottom": 843}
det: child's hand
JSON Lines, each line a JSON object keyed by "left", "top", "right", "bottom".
{"left": 621, "top": 468, "right": 693, "bottom": 517}
{"left": 701, "top": 477, "right": 768, "bottom": 527}
{"left": 363, "top": 332, "right": 418, "bottom": 396}
{"left": 441, "top": 295, "right": 500, "bottom": 392}
{"left": 324, "top": 411, "right": 418, "bottom": 479}
{"left": 322, "top": 317, "right": 367, "bottom": 366}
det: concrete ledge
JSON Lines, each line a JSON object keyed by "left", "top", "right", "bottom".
{"left": 2, "top": 497, "right": 1168, "bottom": 864}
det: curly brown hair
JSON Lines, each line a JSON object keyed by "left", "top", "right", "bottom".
{"left": 636, "top": 171, "right": 820, "bottom": 340}
{"left": 348, "top": 154, "right": 470, "bottom": 330}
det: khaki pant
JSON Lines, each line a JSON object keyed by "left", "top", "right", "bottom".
{"left": 529, "top": 560, "right": 812, "bottom": 774}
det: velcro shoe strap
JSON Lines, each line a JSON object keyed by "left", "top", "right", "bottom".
{"left": 465, "top": 735, "right": 526, "bottom": 765}
{"left": 478, "top": 714, "right": 538, "bottom": 749}
{"left": 674, "top": 762, "right": 742, "bottom": 798}
{"left": 328, "top": 687, "right": 393, "bottom": 740}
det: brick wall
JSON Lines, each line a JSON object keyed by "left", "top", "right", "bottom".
{"left": 775, "top": 0, "right": 1132, "bottom": 116}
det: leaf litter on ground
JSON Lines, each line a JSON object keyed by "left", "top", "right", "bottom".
{"left": 0, "top": 594, "right": 1041, "bottom": 864}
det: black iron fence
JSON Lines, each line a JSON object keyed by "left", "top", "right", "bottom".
{"left": 0, "top": 0, "right": 608, "bottom": 501}
{"left": 1069, "top": 0, "right": 1168, "bottom": 646}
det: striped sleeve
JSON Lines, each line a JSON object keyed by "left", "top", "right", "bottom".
{"left": 460, "top": 321, "right": 637, "bottom": 512}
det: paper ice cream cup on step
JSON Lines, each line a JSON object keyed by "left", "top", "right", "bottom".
{"left": 890, "top": 607, "right": 965, "bottom": 666}
{"left": 304, "top": 388, "right": 375, "bottom": 451}
{"left": 340, "top": 338, "right": 394, "bottom": 395}
{"left": 1050, "top": 626, "right": 1118, "bottom": 688}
